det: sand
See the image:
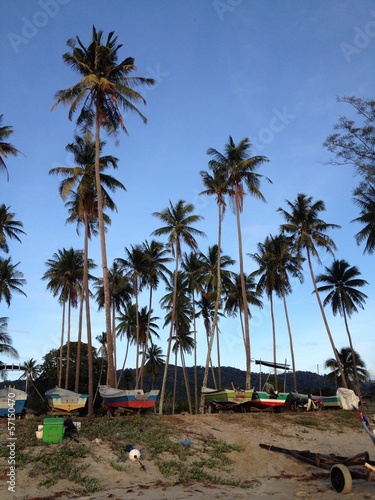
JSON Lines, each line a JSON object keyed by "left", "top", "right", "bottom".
{"left": 1, "top": 411, "right": 374, "bottom": 499}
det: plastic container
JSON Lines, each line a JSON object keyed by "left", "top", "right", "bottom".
{"left": 73, "top": 422, "right": 81, "bottom": 432}
{"left": 38, "top": 425, "right": 43, "bottom": 431}
{"left": 42, "top": 417, "right": 64, "bottom": 443}
{"left": 35, "top": 430, "right": 43, "bottom": 439}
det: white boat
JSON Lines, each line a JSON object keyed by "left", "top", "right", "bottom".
{"left": 45, "top": 387, "right": 88, "bottom": 412}
{"left": 0, "top": 387, "right": 28, "bottom": 417}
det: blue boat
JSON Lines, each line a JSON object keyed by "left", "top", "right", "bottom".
{"left": 0, "top": 387, "right": 28, "bottom": 417}
{"left": 99, "top": 385, "right": 159, "bottom": 411}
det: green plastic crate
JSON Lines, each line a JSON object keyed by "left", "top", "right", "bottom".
{"left": 42, "top": 417, "right": 64, "bottom": 443}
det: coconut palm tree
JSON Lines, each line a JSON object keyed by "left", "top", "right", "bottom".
{"left": 316, "top": 259, "right": 368, "bottom": 398}
{"left": 139, "top": 240, "right": 171, "bottom": 386}
{"left": 42, "top": 248, "right": 84, "bottom": 388}
{"left": 144, "top": 343, "right": 165, "bottom": 390}
{"left": 20, "top": 358, "right": 40, "bottom": 394}
{"left": 0, "top": 317, "right": 19, "bottom": 360}
{"left": 199, "top": 166, "right": 233, "bottom": 406}
{"left": 52, "top": 26, "right": 155, "bottom": 387}
{"left": 152, "top": 200, "right": 205, "bottom": 414}
{"left": 0, "top": 115, "right": 22, "bottom": 181}
{"left": 181, "top": 251, "right": 204, "bottom": 412}
{"left": 277, "top": 193, "right": 348, "bottom": 388}
{"left": 0, "top": 205, "right": 26, "bottom": 254}
{"left": 250, "top": 236, "right": 282, "bottom": 390}
{"left": 324, "top": 347, "right": 369, "bottom": 390}
{"left": 207, "top": 137, "right": 270, "bottom": 389}
{"left": 352, "top": 184, "right": 375, "bottom": 254}
{"left": 95, "top": 260, "right": 133, "bottom": 387}
{"left": 116, "top": 245, "right": 148, "bottom": 388}
{"left": 0, "top": 256, "right": 26, "bottom": 307}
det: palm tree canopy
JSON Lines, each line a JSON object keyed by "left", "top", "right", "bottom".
{"left": 0, "top": 204, "right": 26, "bottom": 253}
{"left": 316, "top": 259, "right": 368, "bottom": 317}
{"left": 152, "top": 200, "right": 206, "bottom": 260}
{"left": 324, "top": 347, "right": 369, "bottom": 385}
{"left": 0, "top": 317, "right": 19, "bottom": 360}
{"left": 0, "top": 257, "right": 27, "bottom": 307}
{"left": 207, "top": 136, "right": 271, "bottom": 213}
{"left": 278, "top": 193, "right": 340, "bottom": 264}
{"left": 352, "top": 184, "right": 375, "bottom": 254}
{"left": 52, "top": 26, "right": 155, "bottom": 137}
{"left": 0, "top": 114, "right": 22, "bottom": 180}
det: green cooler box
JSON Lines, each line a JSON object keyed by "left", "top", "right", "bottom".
{"left": 42, "top": 417, "right": 64, "bottom": 443}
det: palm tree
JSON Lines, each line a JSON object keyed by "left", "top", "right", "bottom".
{"left": 52, "top": 26, "right": 155, "bottom": 387}
{"left": 42, "top": 248, "right": 84, "bottom": 388}
{"left": 139, "top": 240, "right": 171, "bottom": 386}
{"left": 0, "top": 317, "right": 19, "bottom": 360}
{"left": 324, "top": 347, "right": 369, "bottom": 389}
{"left": 152, "top": 200, "right": 205, "bottom": 414}
{"left": 199, "top": 166, "right": 233, "bottom": 405}
{"left": 95, "top": 260, "right": 133, "bottom": 386}
{"left": 49, "top": 133, "right": 122, "bottom": 413}
{"left": 116, "top": 245, "right": 147, "bottom": 388}
{"left": 0, "top": 205, "right": 26, "bottom": 254}
{"left": 199, "top": 245, "right": 234, "bottom": 390}
{"left": 352, "top": 184, "right": 375, "bottom": 254}
{"left": 250, "top": 236, "right": 282, "bottom": 390}
{"left": 181, "top": 251, "right": 204, "bottom": 412}
{"left": 144, "top": 343, "right": 165, "bottom": 390}
{"left": 207, "top": 136, "right": 270, "bottom": 389}
{"left": 20, "top": 358, "right": 40, "bottom": 394}
{"left": 278, "top": 193, "right": 348, "bottom": 388}
{"left": 0, "top": 114, "right": 22, "bottom": 181}
{"left": 316, "top": 259, "right": 368, "bottom": 398}
{"left": 0, "top": 257, "right": 26, "bottom": 307}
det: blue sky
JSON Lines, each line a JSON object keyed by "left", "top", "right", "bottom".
{"left": 1, "top": 0, "right": 374, "bottom": 382}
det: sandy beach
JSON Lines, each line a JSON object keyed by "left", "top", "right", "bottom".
{"left": 1, "top": 411, "right": 374, "bottom": 499}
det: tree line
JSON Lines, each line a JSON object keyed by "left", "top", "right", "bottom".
{"left": 1, "top": 28, "right": 374, "bottom": 415}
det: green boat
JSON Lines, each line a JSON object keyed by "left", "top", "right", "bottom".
{"left": 202, "top": 386, "right": 253, "bottom": 411}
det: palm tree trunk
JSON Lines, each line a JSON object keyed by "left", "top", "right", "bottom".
{"left": 270, "top": 293, "right": 278, "bottom": 391}
{"left": 342, "top": 308, "right": 362, "bottom": 399}
{"left": 158, "top": 257, "right": 179, "bottom": 414}
{"left": 282, "top": 290, "right": 297, "bottom": 392}
{"left": 138, "top": 287, "right": 153, "bottom": 389}
{"left": 235, "top": 198, "right": 251, "bottom": 389}
{"left": 95, "top": 110, "right": 115, "bottom": 387}
{"left": 74, "top": 295, "right": 84, "bottom": 393}
{"left": 83, "top": 216, "right": 94, "bottom": 416}
{"left": 306, "top": 249, "right": 348, "bottom": 388}
{"left": 200, "top": 203, "right": 223, "bottom": 410}
{"left": 65, "top": 300, "right": 71, "bottom": 389}
{"left": 135, "top": 285, "right": 140, "bottom": 389}
{"left": 58, "top": 302, "right": 66, "bottom": 387}
{"left": 181, "top": 349, "right": 192, "bottom": 413}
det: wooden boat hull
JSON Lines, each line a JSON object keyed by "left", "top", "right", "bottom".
{"left": 0, "top": 388, "right": 27, "bottom": 417}
{"left": 250, "top": 391, "right": 289, "bottom": 410}
{"left": 45, "top": 387, "right": 88, "bottom": 412}
{"left": 99, "top": 386, "right": 159, "bottom": 410}
{"left": 322, "top": 395, "right": 342, "bottom": 409}
{"left": 202, "top": 387, "right": 253, "bottom": 405}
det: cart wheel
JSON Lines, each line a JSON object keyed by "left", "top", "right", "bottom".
{"left": 330, "top": 464, "right": 352, "bottom": 494}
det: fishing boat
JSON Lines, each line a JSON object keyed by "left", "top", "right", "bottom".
{"left": 286, "top": 392, "right": 323, "bottom": 411}
{"left": 249, "top": 388, "right": 289, "bottom": 411}
{"left": 202, "top": 385, "right": 254, "bottom": 411}
{"left": 99, "top": 385, "right": 159, "bottom": 411}
{"left": 45, "top": 387, "right": 89, "bottom": 413}
{"left": 260, "top": 443, "right": 375, "bottom": 493}
{"left": 322, "top": 394, "right": 342, "bottom": 409}
{"left": 0, "top": 387, "right": 28, "bottom": 418}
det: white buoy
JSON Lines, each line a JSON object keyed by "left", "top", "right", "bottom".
{"left": 129, "top": 448, "right": 141, "bottom": 461}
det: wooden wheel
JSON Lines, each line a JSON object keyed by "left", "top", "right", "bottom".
{"left": 330, "top": 464, "right": 352, "bottom": 493}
